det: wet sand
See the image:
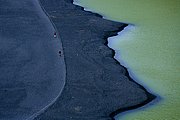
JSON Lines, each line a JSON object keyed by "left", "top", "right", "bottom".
{"left": 33, "top": 0, "right": 155, "bottom": 120}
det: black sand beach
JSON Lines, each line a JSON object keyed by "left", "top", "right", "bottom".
{"left": 0, "top": 0, "right": 156, "bottom": 119}
{"left": 33, "top": 0, "right": 155, "bottom": 120}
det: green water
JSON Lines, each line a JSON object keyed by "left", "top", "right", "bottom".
{"left": 74, "top": 0, "right": 180, "bottom": 119}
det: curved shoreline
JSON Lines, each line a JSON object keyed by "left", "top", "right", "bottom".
{"left": 0, "top": 0, "right": 66, "bottom": 119}
{"left": 101, "top": 24, "right": 156, "bottom": 118}
{"left": 73, "top": 1, "right": 156, "bottom": 118}
{"left": 34, "top": 0, "right": 156, "bottom": 119}
{"left": 26, "top": 0, "right": 67, "bottom": 119}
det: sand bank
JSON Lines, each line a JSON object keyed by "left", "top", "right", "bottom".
{"left": 33, "top": 0, "right": 155, "bottom": 120}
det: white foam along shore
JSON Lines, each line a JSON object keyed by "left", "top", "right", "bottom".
{"left": 108, "top": 25, "right": 161, "bottom": 119}
{"left": 108, "top": 25, "right": 160, "bottom": 95}
{"left": 74, "top": 0, "right": 158, "bottom": 99}
{"left": 73, "top": 0, "right": 160, "bottom": 118}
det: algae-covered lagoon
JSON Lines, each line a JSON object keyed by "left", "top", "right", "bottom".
{"left": 74, "top": 0, "right": 180, "bottom": 119}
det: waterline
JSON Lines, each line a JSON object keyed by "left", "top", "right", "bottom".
{"left": 74, "top": 0, "right": 180, "bottom": 119}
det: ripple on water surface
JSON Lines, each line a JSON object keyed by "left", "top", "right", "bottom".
{"left": 74, "top": 0, "right": 180, "bottom": 119}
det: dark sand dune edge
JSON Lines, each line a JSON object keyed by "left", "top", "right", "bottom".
{"left": 34, "top": 0, "right": 156, "bottom": 119}
{"left": 0, "top": 0, "right": 65, "bottom": 120}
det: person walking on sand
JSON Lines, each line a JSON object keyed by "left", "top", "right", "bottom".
{"left": 54, "top": 32, "right": 57, "bottom": 38}
{"left": 59, "top": 51, "right": 62, "bottom": 56}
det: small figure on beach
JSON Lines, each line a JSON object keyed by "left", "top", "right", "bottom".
{"left": 54, "top": 32, "right": 57, "bottom": 38}
{"left": 59, "top": 51, "right": 62, "bottom": 56}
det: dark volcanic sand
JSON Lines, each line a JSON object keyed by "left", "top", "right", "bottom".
{"left": 34, "top": 0, "right": 155, "bottom": 120}
{"left": 0, "top": 0, "right": 65, "bottom": 119}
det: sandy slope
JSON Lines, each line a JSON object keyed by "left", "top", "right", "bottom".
{"left": 0, "top": 0, "right": 65, "bottom": 119}
{"left": 33, "top": 0, "right": 155, "bottom": 120}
